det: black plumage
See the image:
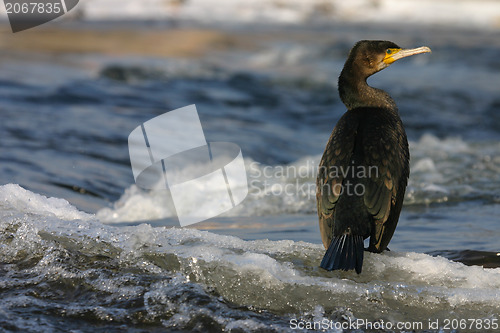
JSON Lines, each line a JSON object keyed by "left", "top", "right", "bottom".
{"left": 317, "top": 40, "right": 431, "bottom": 274}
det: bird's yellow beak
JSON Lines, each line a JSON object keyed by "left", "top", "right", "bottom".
{"left": 383, "top": 46, "right": 432, "bottom": 64}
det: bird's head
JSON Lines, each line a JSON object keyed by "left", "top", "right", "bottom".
{"left": 347, "top": 40, "right": 431, "bottom": 78}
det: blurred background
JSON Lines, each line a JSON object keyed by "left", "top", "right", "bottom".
{"left": 1, "top": 1, "right": 500, "bottom": 332}
{"left": 1, "top": 0, "right": 500, "bottom": 237}
{"left": 0, "top": 0, "right": 499, "bottom": 245}
{"left": 1, "top": 0, "right": 499, "bottom": 209}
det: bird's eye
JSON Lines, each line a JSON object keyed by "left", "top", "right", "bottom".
{"left": 386, "top": 49, "right": 392, "bottom": 55}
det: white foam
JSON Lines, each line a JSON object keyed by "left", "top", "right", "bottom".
{"left": 97, "top": 156, "right": 320, "bottom": 223}
{"left": 98, "top": 134, "right": 498, "bottom": 222}
{"left": 1, "top": 0, "right": 499, "bottom": 33}
{"left": 49, "top": 0, "right": 500, "bottom": 30}
{"left": 0, "top": 183, "right": 93, "bottom": 221}
{"left": 407, "top": 134, "right": 499, "bottom": 204}
{"left": 1, "top": 185, "right": 499, "bottom": 327}
{"left": 96, "top": 185, "right": 175, "bottom": 222}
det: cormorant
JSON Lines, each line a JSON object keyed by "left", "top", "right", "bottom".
{"left": 317, "top": 40, "right": 431, "bottom": 274}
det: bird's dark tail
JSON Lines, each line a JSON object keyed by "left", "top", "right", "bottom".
{"left": 320, "top": 234, "right": 364, "bottom": 274}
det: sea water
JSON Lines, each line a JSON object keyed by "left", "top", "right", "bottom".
{"left": 1, "top": 21, "right": 500, "bottom": 332}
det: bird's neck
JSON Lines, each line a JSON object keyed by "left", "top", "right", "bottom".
{"left": 338, "top": 66, "right": 396, "bottom": 110}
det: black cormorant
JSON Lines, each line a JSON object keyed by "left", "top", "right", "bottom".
{"left": 317, "top": 40, "right": 431, "bottom": 274}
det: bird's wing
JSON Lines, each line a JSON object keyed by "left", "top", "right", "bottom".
{"left": 361, "top": 114, "right": 409, "bottom": 252}
{"left": 316, "top": 113, "right": 357, "bottom": 249}
{"left": 317, "top": 109, "right": 409, "bottom": 252}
